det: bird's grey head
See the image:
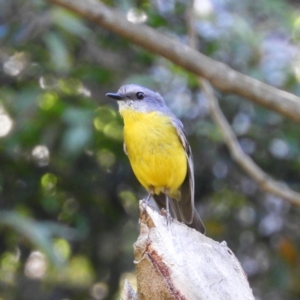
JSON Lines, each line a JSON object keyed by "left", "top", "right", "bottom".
{"left": 106, "top": 84, "right": 168, "bottom": 113}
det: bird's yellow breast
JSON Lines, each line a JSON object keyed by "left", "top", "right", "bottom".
{"left": 120, "top": 109, "right": 187, "bottom": 196}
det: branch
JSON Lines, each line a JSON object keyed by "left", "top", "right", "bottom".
{"left": 130, "top": 202, "right": 255, "bottom": 300}
{"left": 201, "top": 79, "right": 300, "bottom": 206}
{"left": 47, "top": 0, "right": 300, "bottom": 123}
{"left": 184, "top": 0, "right": 300, "bottom": 207}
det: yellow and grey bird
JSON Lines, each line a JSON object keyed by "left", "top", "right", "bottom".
{"left": 106, "top": 84, "right": 205, "bottom": 233}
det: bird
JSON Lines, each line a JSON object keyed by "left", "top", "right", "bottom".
{"left": 106, "top": 84, "right": 205, "bottom": 233}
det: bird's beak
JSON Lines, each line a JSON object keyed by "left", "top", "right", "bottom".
{"left": 106, "top": 92, "right": 123, "bottom": 100}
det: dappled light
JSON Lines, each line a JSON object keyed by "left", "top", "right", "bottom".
{"left": 32, "top": 145, "right": 50, "bottom": 166}
{"left": 3, "top": 52, "right": 28, "bottom": 77}
{"left": 25, "top": 251, "right": 47, "bottom": 279}
{"left": 118, "top": 189, "right": 138, "bottom": 215}
{"left": 0, "top": 250, "right": 20, "bottom": 284}
{"left": 193, "top": 0, "right": 214, "bottom": 17}
{"left": 94, "top": 107, "right": 117, "bottom": 131}
{"left": 237, "top": 206, "right": 256, "bottom": 227}
{"left": 38, "top": 92, "right": 58, "bottom": 110}
{"left": 41, "top": 173, "right": 58, "bottom": 192}
{"left": 232, "top": 112, "right": 251, "bottom": 136}
{"left": 269, "top": 138, "right": 290, "bottom": 159}
{"left": 0, "top": 0, "right": 300, "bottom": 299}
{"left": 78, "top": 85, "right": 91, "bottom": 97}
{"left": 0, "top": 110, "right": 13, "bottom": 137}
{"left": 39, "top": 76, "right": 58, "bottom": 90}
{"left": 103, "top": 122, "right": 123, "bottom": 141}
{"left": 64, "top": 256, "right": 94, "bottom": 286}
{"left": 54, "top": 238, "right": 71, "bottom": 260}
{"left": 97, "top": 149, "right": 116, "bottom": 170}
{"left": 126, "top": 8, "right": 148, "bottom": 24}
{"left": 90, "top": 282, "right": 109, "bottom": 300}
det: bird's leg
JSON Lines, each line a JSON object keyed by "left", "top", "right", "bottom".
{"left": 166, "top": 194, "right": 170, "bottom": 215}
{"left": 143, "top": 186, "right": 154, "bottom": 206}
{"left": 144, "top": 193, "right": 152, "bottom": 205}
{"left": 164, "top": 189, "right": 172, "bottom": 227}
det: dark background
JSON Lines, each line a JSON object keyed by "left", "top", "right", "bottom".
{"left": 0, "top": 0, "right": 300, "bottom": 299}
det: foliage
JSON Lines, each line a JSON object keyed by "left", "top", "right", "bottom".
{"left": 0, "top": 0, "right": 300, "bottom": 299}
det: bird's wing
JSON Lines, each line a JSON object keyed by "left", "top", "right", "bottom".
{"left": 170, "top": 118, "right": 194, "bottom": 222}
{"left": 171, "top": 118, "right": 205, "bottom": 233}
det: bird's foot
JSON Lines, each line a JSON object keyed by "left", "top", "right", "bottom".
{"left": 142, "top": 192, "right": 152, "bottom": 207}
{"left": 166, "top": 210, "right": 172, "bottom": 227}
{"left": 160, "top": 208, "right": 173, "bottom": 227}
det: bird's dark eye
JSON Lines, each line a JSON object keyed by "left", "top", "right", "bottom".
{"left": 136, "top": 92, "right": 144, "bottom": 100}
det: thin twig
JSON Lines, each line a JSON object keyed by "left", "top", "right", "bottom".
{"left": 201, "top": 79, "right": 300, "bottom": 206}
{"left": 187, "top": 1, "right": 300, "bottom": 206}
{"left": 47, "top": 0, "right": 300, "bottom": 123}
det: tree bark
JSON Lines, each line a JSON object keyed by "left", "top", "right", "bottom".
{"left": 123, "top": 202, "right": 255, "bottom": 300}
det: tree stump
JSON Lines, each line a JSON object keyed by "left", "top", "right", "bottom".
{"left": 122, "top": 201, "right": 255, "bottom": 300}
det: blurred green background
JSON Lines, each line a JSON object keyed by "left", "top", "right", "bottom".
{"left": 0, "top": 0, "right": 300, "bottom": 299}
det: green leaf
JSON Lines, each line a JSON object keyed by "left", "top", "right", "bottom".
{"left": 43, "top": 32, "right": 71, "bottom": 72}
{"left": 0, "top": 211, "right": 83, "bottom": 266}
